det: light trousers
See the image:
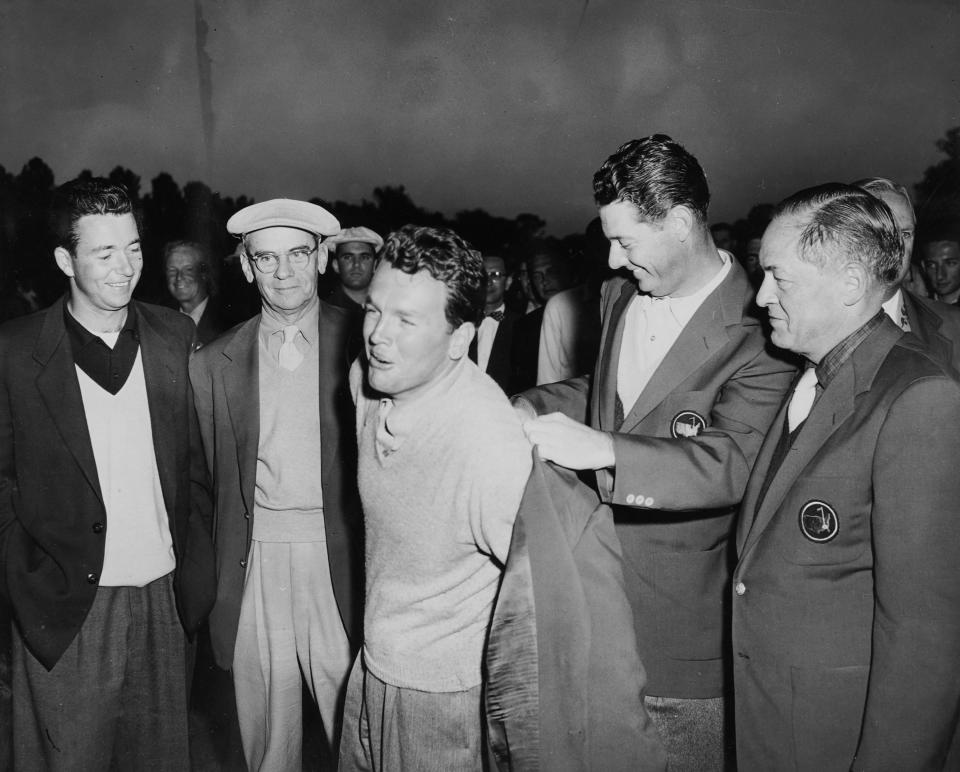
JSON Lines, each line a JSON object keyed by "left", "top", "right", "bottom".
{"left": 234, "top": 538, "right": 353, "bottom": 772}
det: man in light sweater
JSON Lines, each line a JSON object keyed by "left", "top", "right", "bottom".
{"left": 190, "top": 199, "right": 363, "bottom": 771}
{"left": 339, "top": 225, "right": 532, "bottom": 771}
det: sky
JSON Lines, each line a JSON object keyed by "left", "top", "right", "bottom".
{"left": 1, "top": 0, "right": 958, "bottom": 236}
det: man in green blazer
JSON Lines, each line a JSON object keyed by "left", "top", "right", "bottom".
{"left": 733, "top": 183, "right": 960, "bottom": 770}
{"left": 516, "top": 135, "right": 795, "bottom": 768}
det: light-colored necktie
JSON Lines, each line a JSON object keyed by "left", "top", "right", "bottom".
{"left": 278, "top": 325, "right": 304, "bottom": 371}
{"left": 787, "top": 366, "right": 818, "bottom": 432}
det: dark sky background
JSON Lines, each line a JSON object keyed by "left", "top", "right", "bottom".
{"left": 2, "top": 0, "right": 957, "bottom": 236}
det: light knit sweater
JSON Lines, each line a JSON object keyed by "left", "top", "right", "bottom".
{"left": 354, "top": 357, "right": 532, "bottom": 692}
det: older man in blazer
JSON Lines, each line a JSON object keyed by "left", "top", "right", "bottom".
{"left": 190, "top": 199, "right": 362, "bottom": 771}
{"left": 733, "top": 184, "right": 960, "bottom": 770}
{"left": 854, "top": 177, "right": 960, "bottom": 373}
{"left": 517, "top": 135, "right": 795, "bottom": 768}
{"left": 0, "top": 177, "right": 215, "bottom": 770}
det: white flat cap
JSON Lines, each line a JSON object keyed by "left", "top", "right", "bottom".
{"left": 226, "top": 199, "right": 340, "bottom": 237}
{"left": 326, "top": 226, "right": 384, "bottom": 251}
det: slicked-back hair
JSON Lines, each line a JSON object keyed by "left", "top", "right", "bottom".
{"left": 593, "top": 134, "right": 710, "bottom": 224}
{"left": 852, "top": 176, "right": 912, "bottom": 207}
{"left": 774, "top": 183, "right": 903, "bottom": 287}
{"left": 379, "top": 225, "right": 485, "bottom": 328}
{"left": 50, "top": 177, "right": 136, "bottom": 253}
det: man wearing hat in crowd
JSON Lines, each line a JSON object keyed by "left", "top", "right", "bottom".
{"left": 325, "top": 226, "right": 383, "bottom": 313}
{"left": 189, "top": 199, "right": 363, "bottom": 771}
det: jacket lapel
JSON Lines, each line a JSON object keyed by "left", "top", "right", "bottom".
{"left": 138, "top": 304, "right": 181, "bottom": 514}
{"left": 596, "top": 281, "right": 635, "bottom": 430}
{"left": 222, "top": 317, "right": 261, "bottom": 514}
{"left": 738, "top": 321, "right": 902, "bottom": 560}
{"left": 618, "top": 266, "right": 743, "bottom": 433}
{"left": 738, "top": 365, "right": 856, "bottom": 559}
{"left": 735, "top": 393, "right": 790, "bottom": 553}
{"left": 33, "top": 297, "right": 104, "bottom": 505}
{"left": 903, "top": 290, "right": 951, "bottom": 365}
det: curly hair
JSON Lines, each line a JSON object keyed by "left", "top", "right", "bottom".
{"left": 593, "top": 134, "right": 710, "bottom": 224}
{"left": 378, "top": 225, "right": 485, "bottom": 328}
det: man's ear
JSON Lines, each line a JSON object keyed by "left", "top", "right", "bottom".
{"left": 239, "top": 250, "right": 256, "bottom": 285}
{"left": 54, "top": 247, "right": 75, "bottom": 278}
{"left": 317, "top": 242, "right": 330, "bottom": 275}
{"left": 448, "top": 321, "right": 476, "bottom": 360}
{"left": 666, "top": 205, "right": 695, "bottom": 243}
{"left": 840, "top": 261, "right": 869, "bottom": 307}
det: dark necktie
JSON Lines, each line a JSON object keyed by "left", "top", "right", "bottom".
{"left": 487, "top": 309, "right": 505, "bottom": 322}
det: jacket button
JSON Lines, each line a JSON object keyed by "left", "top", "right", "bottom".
{"left": 92, "top": 522, "right": 104, "bottom": 534}
{"left": 243, "top": 510, "right": 250, "bottom": 520}
{"left": 86, "top": 573, "right": 98, "bottom": 585}
{"left": 735, "top": 581, "right": 746, "bottom": 596}
{"left": 239, "top": 559, "right": 246, "bottom": 568}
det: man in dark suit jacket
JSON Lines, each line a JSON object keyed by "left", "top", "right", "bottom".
{"left": 733, "top": 184, "right": 960, "bottom": 770}
{"left": 516, "top": 136, "right": 795, "bottom": 768}
{"left": 163, "top": 239, "right": 228, "bottom": 349}
{"left": 855, "top": 177, "right": 960, "bottom": 373}
{"left": 0, "top": 178, "right": 215, "bottom": 770}
{"left": 190, "top": 199, "right": 362, "bottom": 771}
{"left": 470, "top": 254, "right": 522, "bottom": 393}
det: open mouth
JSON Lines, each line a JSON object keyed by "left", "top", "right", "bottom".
{"left": 368, "top": 351, "right": 391, "bottom": 369}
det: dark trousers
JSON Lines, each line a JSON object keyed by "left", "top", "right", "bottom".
{"left": 12, "top": 573, "right": 189, "bottom": 772}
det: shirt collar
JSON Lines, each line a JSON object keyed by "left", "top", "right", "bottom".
{"left": 639, "top": 249, "right": 731, "bottom": 327}
{"left": 184, "top": 295, "right": 209, "bottom": 327}
{"left": 64, "top": 302, "right": 139, "bottom": 349}
{"left": 880, "top": 288, "right": 903, "bottom": 325}
{"left": 813, "top": 310, "right": 887, "bottom": 389}
{"left": 378, "top": 357, "right": 468, "bottom": 444}
{"left": 258, "top": 295, "right": 320, "bottom": 347}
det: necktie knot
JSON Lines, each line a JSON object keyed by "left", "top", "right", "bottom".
{"left": 486, "top": 309, "right": 505, "bottom": 323}
{"left": 787, "top": 366, "right": 819, "bottom": 432}
{"left": 278, "top": 325, "right": 304, "bottom": 371}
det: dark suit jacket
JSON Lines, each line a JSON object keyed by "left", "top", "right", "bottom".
{"left": 189, "top": 300, "right": 363, "bottom": 669}
{"left": 733, "top": 319, "right": 960, "bottom": 771}
{"left": 0, "top": 297, "right": 216, "bottom": 670}
{"left": 903, "top": 288, "right": 960, "bottom": 374}
{"left": 510, "top": 306, "right": 545, "bottom": 394}
{"left": 485, "top": 452, "right": 666, "bottom": 771}
{"left": 469, "top": 308, "right": 522, "bottom": 393}
{"left": 520, "top": 262, "right": 795, "bottom": 697}
{"left": 194, "top": 298, "right": 228, "bottom": 349}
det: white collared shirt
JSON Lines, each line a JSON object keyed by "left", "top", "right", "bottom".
{"left": 182, "top": 295, "right": 209, "bottom": 327}
{"left": 617, "top": 251, "right": 732, "bottom": 414}
{"left": 881, "top": 288, "right": 908, "bottom": 330}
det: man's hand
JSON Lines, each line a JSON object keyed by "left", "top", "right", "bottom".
{"left": 522, "top": 412, "right": 615, "bottom": 470}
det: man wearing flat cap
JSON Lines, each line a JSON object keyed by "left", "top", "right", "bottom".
{"left": 189, "top": 199, "right": 363, "bottom": 771}
{"left": 325, "top": 226, "right": 383, "bottom": 313}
